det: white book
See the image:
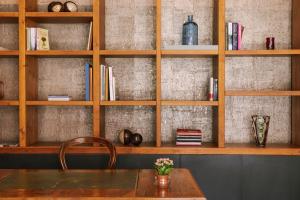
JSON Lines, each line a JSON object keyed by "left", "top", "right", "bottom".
{"left": 87, "top": 21, "right": 93, "bottom": 50}
{"left": 112, "top": 76, "right": 116, "bottom": 101}
{"left": 227, "top": 22, "right": 233, "bottom": 50}
{"left": 48, "top": 95, "right": 71, "bottom": 101}
{"left": 209, "top": 77, "right": 214, "bottom": 101}
{"left": 30, "top": 28, "right": 37, "bottom": 50}
{"left": 108, "top": 66, "right": 113, "bottom": 101}
{"left": 26, "top": 28, "right": 31, "bottom": 50}
{"left": 164, "top": 45, "right": 218, "bottom": 50}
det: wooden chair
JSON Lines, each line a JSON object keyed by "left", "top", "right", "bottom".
{"left": 59, "top": 137, "right": 117, "bottom": 170}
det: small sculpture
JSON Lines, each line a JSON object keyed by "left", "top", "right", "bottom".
{"left": 252, "top": 115, "right": 270, "bottom": 147}
{"left": 118, "top": 129, "right": 143, "bottom": 146}
{"left": 48, "top": 1, "right": 78, "bottom": 12}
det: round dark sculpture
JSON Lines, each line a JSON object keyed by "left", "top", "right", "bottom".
{"left": 63, "top": 1, "right": 78, "bottom": 12}
{"left": 130, "top": 133, "right": 143, "bottom": 146}
{"left": 118, "top": 129, "right": 133, "bottom": 145}
{"left": 48, "top": 2, "right": 64, "bottom": 12}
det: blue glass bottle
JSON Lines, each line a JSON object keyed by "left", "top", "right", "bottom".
{"left": 182, "top": 15, "right": 198, "bottom": 45}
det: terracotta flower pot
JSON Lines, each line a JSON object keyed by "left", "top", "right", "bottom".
{"left": 156, "top": 175, "right": 169, "bottom": 189}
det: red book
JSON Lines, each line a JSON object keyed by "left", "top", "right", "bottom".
{"left": 176, "top": 129, "right": 202, "bottom": 136}
{"left": 176, "top": 142, "right": 202, "bottom": 146}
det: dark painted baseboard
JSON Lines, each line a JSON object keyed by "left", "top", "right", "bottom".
{"left": 0, "top": 154, "right": 300, "bottom": 200}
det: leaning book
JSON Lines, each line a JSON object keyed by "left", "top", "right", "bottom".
{"left": 36, "top": 28, "right": 50, "bottom": 50}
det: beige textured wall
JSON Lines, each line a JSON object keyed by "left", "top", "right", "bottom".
{"left": 0, "top": 0, "right": 293, "bottom": 145}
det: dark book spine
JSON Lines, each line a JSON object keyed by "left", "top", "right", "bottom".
{"left": 232, "top": 23, "right": 238, "bottom": 50}
{"left": 213, "top": 79, "right": 218, "bottom": 101}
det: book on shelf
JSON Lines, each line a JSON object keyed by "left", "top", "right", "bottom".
{"left": 87, "top": 21, "right": 93, "bottom": 50}
{"left": 100, "top": 64, "right": 116, "bottom": 101}
{"left": 226, "top": 22, "right": 244, "bottom": 50}
{"left": 85, "top": 63, "right": 93, "bottom": 101}
{"left": 48, "top": 95, "right": 71, "bottom": 101}
{"left": 209, "top": 77, "right": 218, "bottom": 101}
{"left": 176, "top": 128, "right": 202, "bottom": 135}
{"left": 176, "top": 129, "right": 202, "bottom": 146}
{"left": 27, "top": 27, "right": 50, "bottom": 51}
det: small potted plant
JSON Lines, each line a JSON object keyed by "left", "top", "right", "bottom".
{"left": 154, "top": 158, "right": 174, "bottom": 188}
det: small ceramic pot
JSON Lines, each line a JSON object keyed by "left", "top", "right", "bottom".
{"left": 156, "top": 175, "right": 169, "bottom": 189}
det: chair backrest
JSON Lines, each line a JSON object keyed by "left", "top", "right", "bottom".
{"left": 59, "top": 137, "right": 117, "bottom": 170}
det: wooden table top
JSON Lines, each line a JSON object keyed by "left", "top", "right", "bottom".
{"left": 0, "top": 168, "right": 206, "bottom": 200}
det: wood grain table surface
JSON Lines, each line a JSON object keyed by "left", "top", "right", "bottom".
{"left": 0, "top": 168, "right": 206, "bottom": 200}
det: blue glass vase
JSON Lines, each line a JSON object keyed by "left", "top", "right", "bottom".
{"left": 182, "top": 15, "right": 198, "bottom": 45}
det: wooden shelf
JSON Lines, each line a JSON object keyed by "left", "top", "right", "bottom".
{"left": 100, "top": 101, "right": 157, "bottom": 106}
{"left": 26, "top": 50, "right": 93, "bottom": 57}
{"left": 161, "top": 50, "right": 218, "bottom": 56}
{"left": 226, "top": 90, "right": 300, "bottom": 96}
{"left": 0, "top": 101, "right": 19, "bottom": 106}
{"left": 225, "top": 50, "right": 300, "bottom": 56}
{"left": 161, "top": 101, "right": 219, "bottom": 106}
{"left": 0, "top": 12, "right": 18, "bottom": 22}
{"left": 25, "top": 12, "right": 93, "bottom": 23}
{"left": 99, "top": 50, "right": 156, "bottom": 56}
{"left": 26, "top": 101, "right": 93, "bottom": 106}
{"left": 0, "top": 50, "right": 19, "bottom": 56}
{"left": 1, "top": 143, "right": 300, "bottom": 155}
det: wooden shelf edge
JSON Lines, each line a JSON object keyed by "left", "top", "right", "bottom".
{"left": 26, "top": 12, "right": 93, "bottom": 17}
{"left": 225, "top": 50, "right": 300, "bottom": 56}
{"left": 1, "top": 145, "right": 300, "bottom": 155}
{"left": 161, "top": 101, "right": 219, "bottom": 106}
{"left": 99, "top": 50, "right": 156, "bottom": 56}
{"left": 162, "top": 50, "right": 218, "bottom": 56}
{"left": 0, "top": 101, "right": 19, "bottom": 106}
{"left": 226, "top": 90, "right": 300, "bottom": 96}
{"left": 0, "top": 12, "right": 19, "bottom": 18}
{"left": 100, "top": 101, "right": 156, "bottom": 106}
{"left": 0, "top": 50, "right": 19, "bottom": 56}
{"left": 26, "top": 101, "right": 93, "bottom": 106}
{"left": 26, "top": 50, "right": 93, "bottom": 56}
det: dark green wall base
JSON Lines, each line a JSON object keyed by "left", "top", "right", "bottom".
{"left": 0, "top": 154, "right": 300, "bottom": 200}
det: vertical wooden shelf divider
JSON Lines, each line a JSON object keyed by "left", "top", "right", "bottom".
{"left": 217, "top": 0, "right": 225, "bottom": 147}
{"left": 156, "top": 0, "right": 162, "bottom": 147}
{"left": 19, "top": 0, "right": 27, "bottom": 147}
{"left": 92, "top": 0, "right": 101, "bottom": 138}
{"left": 292, "top": 0, "right": 300, "bottom": 145}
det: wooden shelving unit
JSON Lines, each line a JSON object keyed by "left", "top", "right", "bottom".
{"left": 0, "top": 0, "right": 300, "bottom": 155}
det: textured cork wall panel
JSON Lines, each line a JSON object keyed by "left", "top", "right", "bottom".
{"left": 38, "top": 23, "right": 90, "bottom": 50}
{"left": 226, "top": 0, "right": 291, "bottom": 49}
{"left": 36, "top": 0, "right": 92, "bottom": 12}
{"left": 0, "top": 0, "right": 18, "bottom": 12}
{"left": 0, "top": 58, "right": 18, "bottom": 100}
{"left": 161, "top": 106, "right": 213, "bottom": 143}
{"left": 104, "top": 58, "right": 156, "bottom": 100}
{"left": 161, "top": 0, "right": 214, "bottom": 48}
{"left": 162, "top": 57, "right": 213, "bottom": 100}
{"left": 104, "top": 106, "right": 155, "bottom": 143}
{"left": 37, "top": 106, "right": 92, "bottom": 142}
{"left": 37, "top": 58, "right": 91, "bottom": 100}
{"left": 0, "top": 23, "right": 18, "bottom": 50}
{"left": 225, "top": 0, "right": 292, "bottom": 144}
{"left": 0, "top": 107, "right": 19, "bottom": 143}
{"left": 105, "top": 0, "right": 156, "bottom": 50}
{"left": 225, "top": 97, "right": 291, "bottom": 144}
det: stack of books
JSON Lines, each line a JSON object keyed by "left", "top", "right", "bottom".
{"left": 176, "top": 129, "right": 202, "bottom": 146}
{"left": 26, "top": 27, "right": 50, "bottom": 50}
{"left": 226, "top": 22, "right": 245, "bottom": 50}
{"left": 48, "top": 95, "right": 71, "bottom": 101}
{"left": 100, "top": 64, "right": 116, "bottom": 101}
{"left": 208, "top": 77, "right": 218, "bottom": 101}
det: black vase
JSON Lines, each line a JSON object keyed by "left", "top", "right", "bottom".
{"left": 130, "top": 133, "right": 143, "bottom": 146}
{"left": 182, "top": 15, "right": 198, "bottom": 45}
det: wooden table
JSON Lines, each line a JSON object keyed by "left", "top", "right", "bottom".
{"left": 0, "top": 168, "right": 206, "bottom": 200}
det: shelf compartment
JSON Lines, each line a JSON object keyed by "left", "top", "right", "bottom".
{"left": 100, "top": 50, "right": 156, "bottom": 56}
{"left": 101, "top": 101, "right": 156, "bottom": 106}
{"left": 0, "top": 107, "right": 19, "bottom": 145}
{"left": 26, "top": 101, "right": 93, "bottom": 106}
{"left": 161, "top": 50, "right": 218, "bottom": 56}
{"left": 226, "top": 90, "right": 300, "bottom": 96}
{"left": 26, "top": 50, "right": 93, "bottom": 57}
{"left": 25, "top": 12, "right": 93, "bottom": 23}
{"left": 0, "top": 101, "right": 19, "bottom": 106}
{"left": 161, "top": 101, "right": 218, "bottom": 106}
{"left": 225, "top": 50, "right": 300, "bottom": 56}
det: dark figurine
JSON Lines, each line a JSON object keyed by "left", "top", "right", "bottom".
{"left": 118, "top": 129, "right": 133, "bottom": 145}
{"left": 130, "top": 133, "right": 143, "bottom": 146}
